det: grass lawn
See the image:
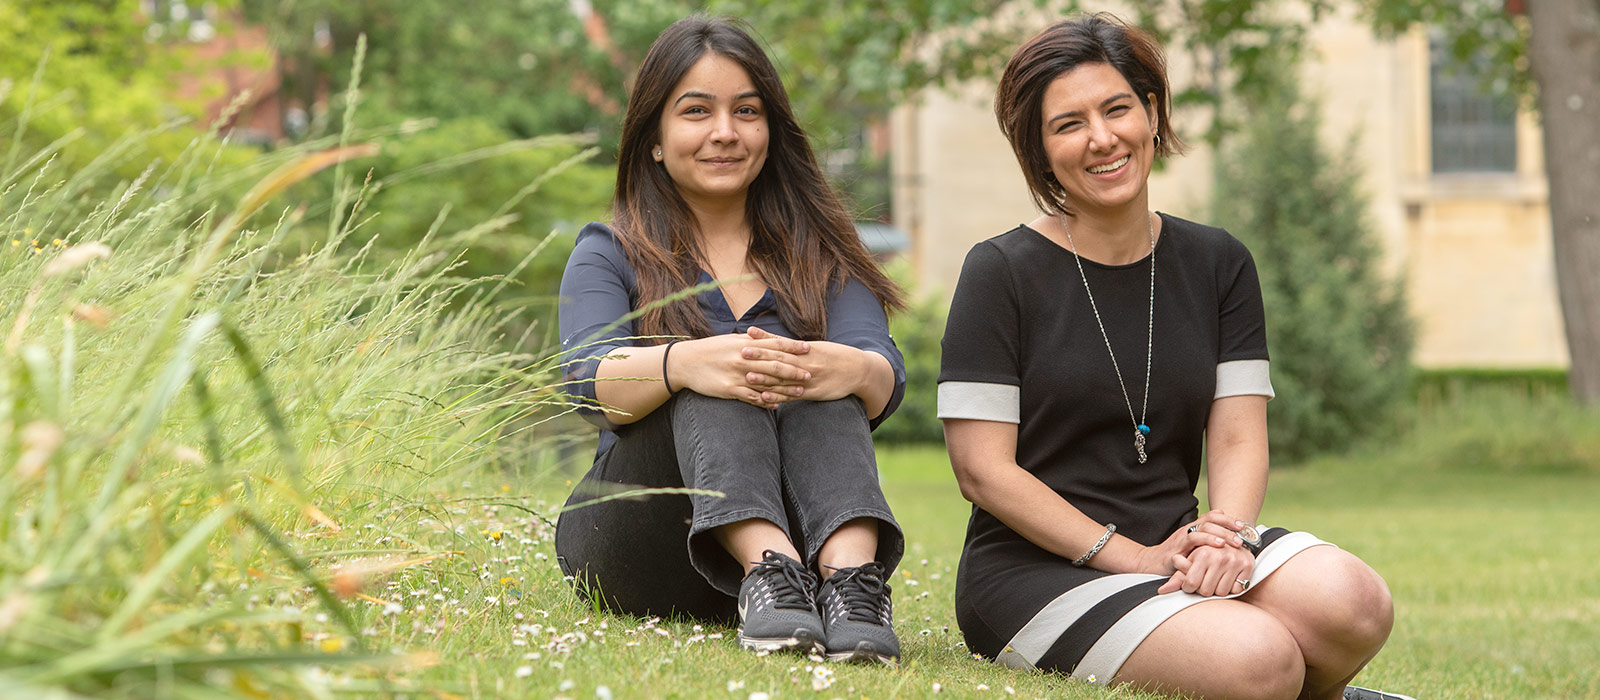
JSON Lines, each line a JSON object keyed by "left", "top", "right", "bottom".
{"left": 341, "top": 436, "right": 1598, "bottom": 700}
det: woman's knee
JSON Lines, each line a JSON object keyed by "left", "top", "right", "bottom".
{"left": 674, "top": 389, "right": 759, "bottom": 417}
{"left": 1263, "top": 547, "right": 1394, "bottom": 652}
{"left": 778, "top": 395, "right": 866, "bottom": 421}
{"left": 1317, "top": 550, "right": 1394, "bottom": 647}
{"left": 1118, "top": 602, "right": 1305, "bottom": 700}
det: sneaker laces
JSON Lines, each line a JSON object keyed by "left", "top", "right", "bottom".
{"left": 825, "top": 562, "right": 890, "bottom": 624}
{"left": 750, "top": 550, "right": 818, "bottom": 611}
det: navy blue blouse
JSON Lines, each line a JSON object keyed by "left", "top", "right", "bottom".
{"left": 558, "top": 222, "right": 907, "bottom": 458}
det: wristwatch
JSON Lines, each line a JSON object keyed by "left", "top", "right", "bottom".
{"left": 1237, "top": 523, "right": 1265, "bottom": 556}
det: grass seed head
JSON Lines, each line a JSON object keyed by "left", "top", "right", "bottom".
{"left": 16, "top": 421, "right": 65, "bottom": 479}
{"left": 41, "top": 242, "right": 111, "bottom": 277}
{"left": 71, "top": 304, "right": 115, "bottom": 329}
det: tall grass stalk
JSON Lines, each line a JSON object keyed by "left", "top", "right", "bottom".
{"left": 0, "top": 93, "right": 586, "bottom": 697}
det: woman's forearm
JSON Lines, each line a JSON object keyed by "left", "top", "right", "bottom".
{"left": 962, "top": 462, "right": 1151, "bottom": 573}
{"left": 591, "top": 343, "right": 673, "bottom": 426}
{"left": 1204, "top": 395, "right": 1270, "bottom": 523}
{"left": 945, "top": 420, "right": 1151, "bottom": 574}
{"left": 853, "top": 349, "right": 896, "bottom": 419}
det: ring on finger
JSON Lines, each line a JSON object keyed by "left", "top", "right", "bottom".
{"left": 1235, "top": 578, "right": 1250, "bottom": 590}
{"left": 1187, "top": 524, "right": 1200, "bottom": 534}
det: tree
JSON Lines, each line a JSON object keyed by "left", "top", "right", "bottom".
{"left": 1523, "top": 0, "right": 1600, "bottom": 403}
{"left": 1209, "top": 68, "right": 1413, "bottom": 461}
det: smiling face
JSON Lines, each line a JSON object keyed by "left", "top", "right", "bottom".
{"left": 653, "top": 53, "right": 770, "bottom": 209}
{"left": 1039, "top": 62, "right": 1159, "bottom": 216}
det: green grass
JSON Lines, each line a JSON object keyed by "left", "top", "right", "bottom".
{"left": 312, "top": 424, "right": 1600, "bottom": 699}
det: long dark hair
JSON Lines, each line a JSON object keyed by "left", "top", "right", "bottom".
{"left": 995, "top": 13, "right": 1186, "bottom": 216}
{"left": 613, "top": 15, "right": 905, "bottom": 342}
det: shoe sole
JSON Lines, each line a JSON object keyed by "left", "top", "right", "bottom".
{"left": 824, "top": 645, "right": 899, "bottom": 666}
{"left": 738, "top": 628, "right": 823, "bottom": 654}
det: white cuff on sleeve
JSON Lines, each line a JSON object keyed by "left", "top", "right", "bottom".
{"left": 1214, "top": 359, "right": 1274, "bottom": 399}
{"left": 938, "top": 381, "right": 1021, "bottom": 423}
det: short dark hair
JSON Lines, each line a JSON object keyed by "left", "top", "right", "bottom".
{"left": 995, "top": 13, "right": 1185, "bottom": 215}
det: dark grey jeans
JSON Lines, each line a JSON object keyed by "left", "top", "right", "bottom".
{"left": 554, "top": 391, "right": 904, "bottom": 623}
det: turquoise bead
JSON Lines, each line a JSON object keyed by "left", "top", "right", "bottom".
{"left": 1137, "top": 424, "right": 1150, "bottom": 435}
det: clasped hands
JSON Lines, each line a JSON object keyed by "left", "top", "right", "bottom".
{"left": 668, "top": 326, "right": 863, "bottom": 409}
{"left": 1142, "top": 509, "right": 1257, "bottom": 598}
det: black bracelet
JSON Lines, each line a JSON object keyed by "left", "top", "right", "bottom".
{"left": 662, "top": 340, "right": 681, "bottom": 394}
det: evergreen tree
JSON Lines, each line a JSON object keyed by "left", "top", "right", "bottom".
{"left": 1210, "top": 75, "right": 1414, "bottom": 463}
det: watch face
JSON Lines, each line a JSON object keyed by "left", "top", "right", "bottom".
{"left": 1238, "top": 525, "right": 1263, "bottom": 548}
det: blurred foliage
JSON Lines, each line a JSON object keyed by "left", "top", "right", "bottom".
{"left": 1413, "top": 368, "right": 1570, "bottom": 402}
{"left": 1370, "top": 384, "right": 1600, "bottom": 476}
{"left": 1209, "top": 65, "right": 1414, "bottom": 463}
{"left": 279, "top": 119, "right": 614, "bottom": 332}
{"left": 1122, "top": 0, "right": 1528, "bottom": 145}
{"left": 874, "top": 261, "right": 947, "bottom": 445}
{"left": 0, "top": 0, "right": 247, "bottom": 181}
{"left": 233, "top": 0, "right": 1054, "bottom": 150}
{"left": 1359, "top": 0, "right": 1530, "bottom": 96}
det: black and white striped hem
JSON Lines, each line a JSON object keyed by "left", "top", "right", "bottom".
{"left": 992, "top": 528, "right": 1333, "bottom": 686}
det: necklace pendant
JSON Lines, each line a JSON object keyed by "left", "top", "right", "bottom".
{"left": 1134, "top": 429, "right": 1148, "bottom": 464}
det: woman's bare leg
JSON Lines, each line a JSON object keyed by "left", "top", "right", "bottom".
{"left": 716, "top": 519, "right": 802, "bottom": 575}
{"left": 816, "top": 517, "right": 878, "bottom": 576}
{"left": 1240, "top": 546, "right": 1395, "bottom": 700}
{"left": 1116, "top": 598, "right": 1305, "bottom": 700}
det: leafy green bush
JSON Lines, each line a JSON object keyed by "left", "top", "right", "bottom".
{"left": 873, "top": 262, "right": 946, "bottom": 445}
{"left": 1210, "top": 76, "right": 1415, "bottom": 464}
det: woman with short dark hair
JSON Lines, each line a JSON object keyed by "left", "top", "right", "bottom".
{"left": 939, "top": 13, "right": 1409, "bottom": 699}
{"left": 555, "top": 15, "right": 906, "bottom": 665}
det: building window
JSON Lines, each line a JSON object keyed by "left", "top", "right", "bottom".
{"left": 1429, "top": 39, "right": 1518, "bottom": 173}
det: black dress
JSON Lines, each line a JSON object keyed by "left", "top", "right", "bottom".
{"left": 937, "top": 213, "right": 1333, "bottom": 686}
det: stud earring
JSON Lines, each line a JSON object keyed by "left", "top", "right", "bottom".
{"left": 654, "top": 148, "right": 662, "bottom": 159}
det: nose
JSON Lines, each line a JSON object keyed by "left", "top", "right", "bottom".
{"left": 1086, "top": 116, "right": 1116, "bottom": 152}
{"left": 709, "top": 111, "right": 740, "bottom": 144}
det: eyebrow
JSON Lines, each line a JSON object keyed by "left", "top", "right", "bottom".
{"left": 1047, "top": 92, "right": 1135, "bottom": 125}
{"left": 674, "top": 90, "right": 763, "bottom": 106}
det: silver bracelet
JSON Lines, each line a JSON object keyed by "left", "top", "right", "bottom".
{"left": 1072, "top": 523, "right": 1116, "bottom": 567}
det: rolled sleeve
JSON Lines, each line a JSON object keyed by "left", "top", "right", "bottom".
{"left": 825, "top": 276, "right": 906, "bottom": 430}
{"left": 558, "top": 223, "right": 638, "bottom": 430}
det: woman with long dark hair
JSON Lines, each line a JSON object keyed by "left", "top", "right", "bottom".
{"left": 554, "top": 15, "right": 906, "bottom": 665}
{"left": 938, "top": 13, "right": 1410, "bottom": 700}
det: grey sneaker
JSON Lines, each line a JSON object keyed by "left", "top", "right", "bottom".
{"left": 816, "top": 561, "right": 899, "bottom": 665}
{"left": 737, "top": 550, "right": 824, "bottom": 653}
{"left": 1343, "top": 686, "right": 1417, "bottom": 700}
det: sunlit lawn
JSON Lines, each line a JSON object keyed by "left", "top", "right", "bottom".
{"left": 337, "top": 433, "right": 1598, "bottom": 699}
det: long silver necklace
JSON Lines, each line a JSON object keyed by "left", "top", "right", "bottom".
{"left": 1061, "top": 212, "right": 1156, "bottom": 463}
